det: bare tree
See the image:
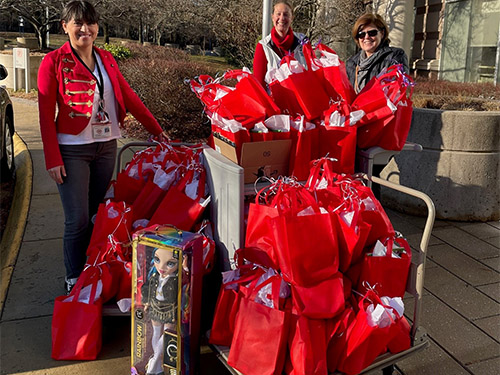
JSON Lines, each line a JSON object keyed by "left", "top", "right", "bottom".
{"left": 0, "top": 0, "right": 63, "bottom": 49}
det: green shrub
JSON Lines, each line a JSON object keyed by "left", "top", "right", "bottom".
{"left": 117, "top": 44, "right": 223, "bottom": 141}
{"left": 101, "top": 43, "right": 132, "bottom": 60}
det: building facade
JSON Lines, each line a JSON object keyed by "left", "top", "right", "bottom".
{"left": 375, "top": 0, "right": 500, "bottom": 84}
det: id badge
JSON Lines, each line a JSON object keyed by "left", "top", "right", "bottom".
{"left": 92, "top": 123, "right": 111, "bottom": 139}
{"left": 92, "top": 109, "right": 111, "bottom": 139}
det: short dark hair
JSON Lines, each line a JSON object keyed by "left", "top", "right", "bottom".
{"left": 352, "top": 13, "right": 390, "bottom": 47}
{"left": 61, "top": 1, "right": 99, "bottom": 24}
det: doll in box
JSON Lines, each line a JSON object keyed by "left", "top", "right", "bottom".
{"left": 141, "top": 247, "right": 179, "bottom": 375}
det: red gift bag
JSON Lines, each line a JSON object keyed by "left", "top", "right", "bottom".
{"left": 132, "top": 166, "right": 177, "bottom": 221}
{"left": 334, "top": 200, "right": 372, "bottom": 273}
{"left": 304, "top": 43, "right": 356, "bottom": 105}
{"left": 245, "top": 184, "right": 284, "bottom": 270}
{"left": 268, "top": 55, "right": 330, "bottom": 120}
{"left": 149, "top": 168, "right": 208, "bottom": 231}
{"left": 372, "top": 97, "right": 413, "bottom": 151}
{"left": 113, "top": 171, "right": 145, "bottom": 205}
{"left": 113, "top": 148, "right": 158, "bottom": 205}
{"left": 51, "top": 270, "right": 102, "bottom": 360}
{"left": 285, "top": 315, "right": 329, "bottom": 375}
{"left": 228, "top": 275, "right": 291, "bottom": 375}
{"left": 88, "top": 201, "right": 132, "bottom": 251}
{"left": 356, "top": 67, "right": 414, "bottom": 150}
{"left": 326, "top": 305, "right": 356, "bottom": 373}
{"left": 131, "top": 179, "right": 165, "bottom": 221}
{"left": 213, "top": 89, "right": 267, "bottom": 129}
{"left": 264, "top": 114, "right": 291, "bottom": 141}
{"left": 269, "top": 79, "right": 304, "bottom": 117}
{"left": 102, "top": 239, "right": 132, "bottom": 311}
{"left": 211, "top": 117, "right": 251, "bottom": 162}
{"left": 209, "top": 266, "right": 265, "bottom": 346}
{"left": 291, "top": 272, "right": 344, "bottom": 319}
{"left": 250, "top": 122, "right": 274, "bottom": 142}
{"left": 279, "top": 57, "right": 330, "bottom": 120}
{"left": 351, "top": 77, "right": 394, "bottom": 129}
{"left": 289, "top": 117, "right": 319, "bottom": 181}
{"left": 358, "top": 236, "right": 412, "bottom": 298}
{"left": 223, "top": 69, "right": 281, "bottom": 118}
{"left": 270, "top": 185, "right": 339, "bottom": 286}
{"left": 337, "top": 291, "right": 398, "bottom": 375}
{"left": 318, "top": 122, "right": 357, "bottom": 175}
{"left": 388, "top": 315, "right": 411, "bottom": 353}
{"left": 356, "top": 183, "right": 395, "bottom": 246}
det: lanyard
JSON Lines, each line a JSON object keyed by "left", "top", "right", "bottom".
{"left": 70, "top": 45, "right": 105, "bottom": 108}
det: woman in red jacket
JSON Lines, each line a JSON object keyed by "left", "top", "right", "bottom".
{"left": 38, "top": 0, "right": 166, "bottom": 294}
{"left": 253, "top": 1, "right": 306, "bottom": 88}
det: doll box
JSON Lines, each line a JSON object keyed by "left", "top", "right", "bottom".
{"left": 131, "top": 226, "right": 204, "bottom": 375}
{"left": 213, "top": 138, "right": 291, "bottom": 184}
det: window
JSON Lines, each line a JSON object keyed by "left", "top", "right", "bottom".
{"left": 466, "top": 0, "right": 500, "bottom": 83}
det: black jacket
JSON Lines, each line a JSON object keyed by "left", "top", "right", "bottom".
{"left": 346, "top": 44, "right": 409, "bottom": 92}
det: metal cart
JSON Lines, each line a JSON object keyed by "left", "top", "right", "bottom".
{"left": 201, "top": 145, "right": 435, "bottom": 375}
{"left": 113, "top": 141, "right": 435, "bottom": 374}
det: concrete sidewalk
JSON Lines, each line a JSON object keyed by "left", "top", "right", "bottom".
{"left": 0, "top": 97, "right": 498, "bottom": 375}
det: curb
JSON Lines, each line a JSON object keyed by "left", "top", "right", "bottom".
{"left": 0, "top": 133, "right": 33, "bottom": 314}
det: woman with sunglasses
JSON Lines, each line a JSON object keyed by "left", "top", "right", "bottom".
{"left": 346, "top": 13, "right": 409, "bottom": 200}
{"left": 346, "top": 13, "right": 409, "bottom": 93}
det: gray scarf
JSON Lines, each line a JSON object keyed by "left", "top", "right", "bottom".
{"left": 356, "top": 45, "right": 388, "bottom": 92}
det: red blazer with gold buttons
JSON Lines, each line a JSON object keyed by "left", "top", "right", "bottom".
{"left": 38, "top": 41, "right": 163, "bottom": 170}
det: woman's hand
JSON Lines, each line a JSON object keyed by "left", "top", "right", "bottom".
{"left": 153, "top": 131, "right": 169, "bottom": 143}
{"left": 47, "top": 165, "right": 66, "bottom": 184}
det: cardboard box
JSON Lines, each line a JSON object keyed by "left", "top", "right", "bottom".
{"left": 131, "top": 226, "right": 203, "bottom": 375}
{"left": 213, "top": 137, "right": 291, "bottom": 184}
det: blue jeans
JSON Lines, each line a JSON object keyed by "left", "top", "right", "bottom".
{"left": 57, "top": 140, "right": 117, "bottom": 278}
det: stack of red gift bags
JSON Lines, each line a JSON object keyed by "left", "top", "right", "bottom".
{"left": 51, "top": 142, "right": 216, "bottom": 360}
{"left": 190, "top": 41, "right": 414, "bottom": 182}
{"left": 209, "top": 158, "right": 414, "bottom": 375}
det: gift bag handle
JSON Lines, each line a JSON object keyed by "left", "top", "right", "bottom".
{"left": 223, "top": 266, "right": 266, "bottom": 289}
{"left": 380, "top": 236, "right": 411, "bottom": 258}
{"left": 248, "top": 275, "right": 282, "bottom": 309}
{"left": 68, "top": 267, "right": 99, "bottom": 305}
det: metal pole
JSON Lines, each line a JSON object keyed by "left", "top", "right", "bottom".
{"left": 262, "top": 0, "right": 272, "bottom": 39}
{"left": 24, "top": 48, "right": 30, "bottom": 93}
{"left": 46, "top": 6, "right": 50, "bottom": 48}
{"left": 495, "top": 21, "right": 499, "bottom": 86}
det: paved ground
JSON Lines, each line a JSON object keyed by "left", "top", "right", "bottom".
{"left": 0, "top": 97, "right": 498, "bottom": 375}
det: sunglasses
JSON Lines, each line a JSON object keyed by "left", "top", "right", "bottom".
{"left": 357, "top": 29, "right": 379, "bottom": 39}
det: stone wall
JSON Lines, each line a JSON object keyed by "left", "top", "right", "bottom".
{"left": 381, "top": 108, "right": 500, "bottom": 221}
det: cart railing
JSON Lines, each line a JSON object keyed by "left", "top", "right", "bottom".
{"left": 369, "top": 174, "right": 435, "bottom": 342}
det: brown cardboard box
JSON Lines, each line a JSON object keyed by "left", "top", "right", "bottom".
{"left": 213, "top": 137, "right": 292, "bottom": 183}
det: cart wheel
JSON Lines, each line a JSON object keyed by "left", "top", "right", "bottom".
{"left": 382, "top": 365, "right": 395, "bottom": 375}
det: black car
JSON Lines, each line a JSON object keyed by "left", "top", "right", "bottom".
{"left": 0, "top": 64, "right": 14, "bottom": 181}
